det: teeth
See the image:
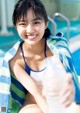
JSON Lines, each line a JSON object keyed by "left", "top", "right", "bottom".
{"left": 28, "top": 35, "right": 36, "bottom": 39}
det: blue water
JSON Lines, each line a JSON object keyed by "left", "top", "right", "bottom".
{"left": 0, "top": 27, "right": 20, "bottom": 57}
{"left": 49, "top": 19, "right": 80, "bottom": 38}
{"left": 56, "top": 20, "right": 80, "bottom": 38}
{"left": 72, "top": 49, "right": 80, "bottom": 75}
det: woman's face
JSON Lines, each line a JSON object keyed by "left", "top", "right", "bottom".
{"left": 16, "top": 8, "right": 48, "bottom": 45}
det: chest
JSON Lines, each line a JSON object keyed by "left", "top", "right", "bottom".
{"left": 24, "top": 48, "right": 53, "bottom": 71}
{"left": 24, "top": 53, "right": 46, "bottom": 71}
{"left": 30, "top": 69, "right": 46, "bottom": 90}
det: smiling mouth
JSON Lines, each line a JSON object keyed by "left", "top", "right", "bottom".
{"left": 27, "top": 35, "right": 37, "bottom": 41}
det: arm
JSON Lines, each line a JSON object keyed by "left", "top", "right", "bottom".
{"left": 11, "top": 61, "right": 48, "bottom": 113}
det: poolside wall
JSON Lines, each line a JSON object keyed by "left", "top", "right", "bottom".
{"left": 0, "top": 0, "right": 80, "bottom": 27}
{"left": 59, "top": 1, "right": 80, "bottom": 20}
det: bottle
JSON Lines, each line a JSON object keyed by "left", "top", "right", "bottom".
{"left": 42, "top": 56, "right": 74, "bottom": 113}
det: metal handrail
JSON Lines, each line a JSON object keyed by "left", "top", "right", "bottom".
{"left": 53, "top": 12, "right": 70, "bottom": 41}
{"left": 48, "top": 16, "right": 56, "bottom": 35}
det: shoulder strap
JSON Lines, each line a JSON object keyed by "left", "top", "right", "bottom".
{"left": 20, "top": 42, "right": 26, "bottom": 66}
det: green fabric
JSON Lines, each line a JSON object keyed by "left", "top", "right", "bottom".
{"left": 10, "top": 99, "right": 21, "bottom": 113}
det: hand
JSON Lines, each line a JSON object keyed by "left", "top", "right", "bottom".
{"left": 60, "top": 73, "right": 75, "bottom": 107}
{"left": 72, "top": 103, "right": 80, "bottom": 113}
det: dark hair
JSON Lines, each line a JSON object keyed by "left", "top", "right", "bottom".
{"left": 12, "top": 0, "right": 48, "bottom": 26}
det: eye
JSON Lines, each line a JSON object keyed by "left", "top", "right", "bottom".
{"left": 19, "top": 22, "right": 26, "bottom": 26}
{"left": 34, "top": 21, "right": 41, "bottom": 24}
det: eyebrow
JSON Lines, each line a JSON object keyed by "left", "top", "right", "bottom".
{"left": 19, "top": 17, "right": 42, "bottom": 22}
{"left": 32, "top": 17, "right": 42, "bottom": 21}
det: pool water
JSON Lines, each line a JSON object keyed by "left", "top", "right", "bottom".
{"left": 56, "top": 20, "right": 80, "bottom": 38}
{"left": 0, "top": 27, "right": 20, "bottom": 57}
{"left": 49, "top": 19, "right": 80, "bottom": 38}
{"left": 72, "top": 49, "right": 80, "bottom": 75}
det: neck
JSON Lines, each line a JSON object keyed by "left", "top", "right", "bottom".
{"left": 24, "top": 38, "right": 46, "bottom": 55}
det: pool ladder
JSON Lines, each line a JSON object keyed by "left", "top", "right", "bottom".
{"left": 48, "top": 13, "right": 70, "bottom": 41}
{"left": 48, "top": 16, "right": 56, "bottom": 35}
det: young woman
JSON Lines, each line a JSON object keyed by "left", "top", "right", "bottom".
{"left": 0, "top": 0, "right": 80, "bottom": 113}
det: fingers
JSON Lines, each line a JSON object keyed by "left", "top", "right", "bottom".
{"left": 61, "top": 73, "right": 75, "bottom": 94}
{"left": 60, "top": 91, "right": 74, "bottom": 107}
{"left": 60, "top": 73, "right": 75, "bottom": 107}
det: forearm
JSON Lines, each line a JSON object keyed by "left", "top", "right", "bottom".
{"left": 13, "top": 63, "right": 48, "bottom": 112}
{"left": 34, "top": 93, "right": 48, "bottom": 113}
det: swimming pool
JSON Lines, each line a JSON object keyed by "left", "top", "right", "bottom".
{"left": 72, "top": 49, "right": 80, "bottom": 75}
{"left": 0, "top": 27, "right": 20, "bottom": 57}
{"left": 69, "top": 35, "right": 80, "bottom": 75}
{"left": 0, "top": 20, "right": 80, "bottom": 75}
{"left": 49, "top": 19, "right": 80, "bottom": 38}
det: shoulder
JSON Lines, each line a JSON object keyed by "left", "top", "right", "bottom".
{"left": 9, "top": 47, "right": 25, "bottom": 74}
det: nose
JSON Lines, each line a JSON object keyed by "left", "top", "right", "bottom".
{"left": 26, "top": 24, "right": 34, "bottom": 34}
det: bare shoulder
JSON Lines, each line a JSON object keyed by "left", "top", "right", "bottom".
{"left": 9, "top": 47, "right": 24, "bottom": 73}
{"left": 46, "top": 46, "right": 53, "bottom": 57}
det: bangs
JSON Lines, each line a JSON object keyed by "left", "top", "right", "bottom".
{"left": 16, "top": 8, "right": 46, "bottom": 23}
{"left": 12, "top": 0, "right": 48, "bottom": 25}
